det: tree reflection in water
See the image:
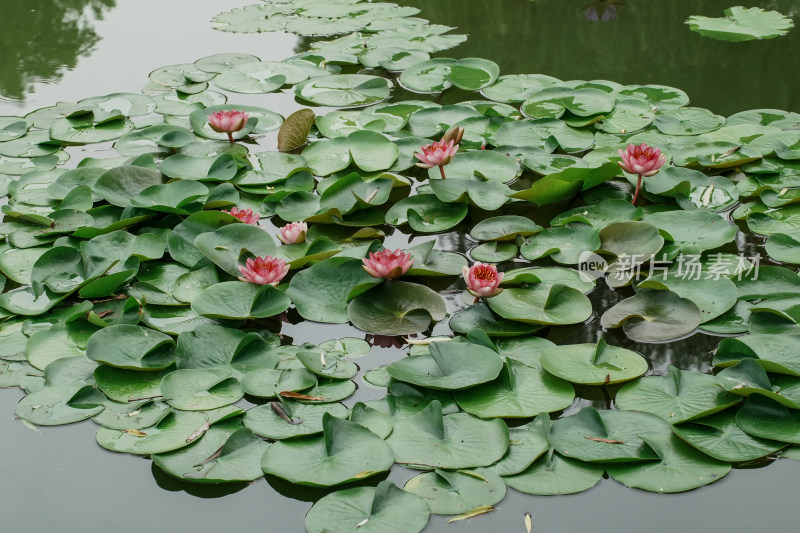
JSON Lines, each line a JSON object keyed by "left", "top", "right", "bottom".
{"left": 0, "top": 0, "right": 115, "bottom": 101}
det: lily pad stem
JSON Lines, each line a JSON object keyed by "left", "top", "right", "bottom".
{"left": 632, "top": 174, "right": 642, "bottom": 205}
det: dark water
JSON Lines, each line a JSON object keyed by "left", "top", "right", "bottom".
{"left": 400, "top": 0, "right": 800, "bottom": 116}
{"left": 2, "top": 1, "right": 800, "bottom": 532}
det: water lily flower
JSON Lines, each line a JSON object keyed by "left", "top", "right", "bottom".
{"left": 441, "top": 125, "right": 465, "bottom": 145}
{"left": 617, "top": 143, "right": 666, "bottom": 205}
{"left": 277, "top": 221, "right": 307, "bottom": 245}
{"left": 222, "top": 207, "right": 260, "bottom": 225}
{"left": 362, "top": 249, "right": 414, "bottom": 279}
{"left": 462, "top": 262, "right": 504, "bottom": 298}
{"left": 238, "top": 256, "right": 288, "bottom": 286}
{"left": 415, "top": 139, "right": 459, "bottom": 179}
{"left": 207, "top": 109, "right": 249, "bottom": 143}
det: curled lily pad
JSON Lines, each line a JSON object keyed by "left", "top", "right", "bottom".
{"left": 485, "top": 416, "right": 550, "bottom": 476}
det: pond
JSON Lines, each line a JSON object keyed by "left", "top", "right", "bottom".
{"left": 2, "top": 1, "right": 800, "bottom": 532}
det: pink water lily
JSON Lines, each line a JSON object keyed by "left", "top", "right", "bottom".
{"left": 463, "top": 263, "right": 504, "bottom": 298}
{"left": 277, "top": 222, "right": 307, "bottom": 245}
{"left": 362, "top": 249, "right": 414, "bottom": 279}
{"left": 238, "top": 256, "right": 288, "bottom": 286}
{"left": 208, "top": 109, "right": 250, "bottom": 143}
{"left": 618, "top": 143, "right": 666, "bottom": 205}
{"left": 415, "top": 139, "right": 459, "bottom": 179}
{"left": 222, "top": 207, "right": 260, "bottom": 225}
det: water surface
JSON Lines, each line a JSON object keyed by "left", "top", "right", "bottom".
{"left": 2, "top": 1, "right": 800, "bottom": 532}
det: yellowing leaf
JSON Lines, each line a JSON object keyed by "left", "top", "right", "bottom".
{"left": 445, "top": 506, "right": 496, "bottom": 523}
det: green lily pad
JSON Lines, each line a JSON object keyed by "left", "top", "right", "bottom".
{"left": 261, "top": 413, "right": 395, "bottom": 486}
{"left": 296, "top": 343, "right": 358, "bottom": 380}
{"left": 153, "top": 424, "right": 268, "bottom": 483}
{"left": 454, "top": 358, "right": 574, "bottom": 417}
{"left": 386, "top": 340, "right": 503, "bottom": 391}
{"left": 713, "top": 334, "right": 800, "bottom": 376}
{"left": 295, "top": 74, "right": 392, "bottom": 108}
{"left": 503, "top": 452, "right": 604, "bottom": 495}
{"left": 541, "top": 340, "right": 649, "bottom": 385}
{"left": 404, "top": 468, "right": 506, "bottom": 515}
{"left": 615, "top": 366, "right": 741, "bottom": 423}
{"left": 687, "top": 7, "right": 794, "bottom": 42}
{"left": 192, "top": 282, "right": 291, "bottom": 320}
{"left": 86, "top": 325, "right": 175, "bottom": 370}
{"left": 387, "top": 400, "right": 508, "bottom": 469}
{"left": 550, "top": 407, "right": 664, "bottom": 463}
{"left": 470, "top": 215, "right": 541, "bottom": 242}
{"left": 287, "top": 256, "right": 382, "bottom": 323}
{"left": 643, "top": 210, "right": 736, "bottom": 256}
{"left": 96, "top": 410, "right": 212, "bottom": 455}
{"left": 673, "top": 410, "right": 786, "bottom": 462}
{"left": 244, "top": 399, "right": 349, "bottom": 440}
{"left": 520, "top": 227, "right": 600, "bottom": 264}
{"left": 305, "top": 481, "right": 431, "bottom": 533}
{"left": 601, "top": 290, "right": 702, "bottom": 342}
{"left": 348, "top": 280, "right": 447, "bottom": 335}
{"left": 385, "top": 194, "right": 468, "bottom": 233}
{"left": 735, "top": 395, "right": 800, "bottom": 444}
{"left": 160, "top": 368, "right": 244, "bottom": 410}
{"left": 15, "top": 383, "right": 105, "bottom": 426}
{"left": 487, "top": 284, "right": 592, "bottom": 325}
{"left": 485, "top": 416, "right": 550, "bottom": 476}
{"left": 607, "top": 432, "right": 731, "bottom": 493}
{"left": 194, "top": 223, "right": 276, "bottom": 277}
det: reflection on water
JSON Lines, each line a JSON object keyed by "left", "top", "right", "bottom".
{"left": 401, "top": 0, "right": 800, "bottom": 115}
{"left": 583, "top": 0, "right": 624, "bottom": 22}
{"left": 0, "top": 0, "right": 115, "bottom": 102}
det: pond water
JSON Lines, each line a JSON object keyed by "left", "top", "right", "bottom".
{"left": 2, "top": 1, "right": 800, "bottom": 532}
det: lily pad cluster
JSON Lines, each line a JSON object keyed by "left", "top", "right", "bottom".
{"left": 3, "top": 0, "right": 800, "bottom": 531}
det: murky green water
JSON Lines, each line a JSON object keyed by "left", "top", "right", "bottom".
{"left": 2, "top": 1, "right": 800, "bottom": 532}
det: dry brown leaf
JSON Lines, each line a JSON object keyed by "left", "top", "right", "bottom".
{"left": 445, "top": 506, "right": 496, "bottom": 523}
